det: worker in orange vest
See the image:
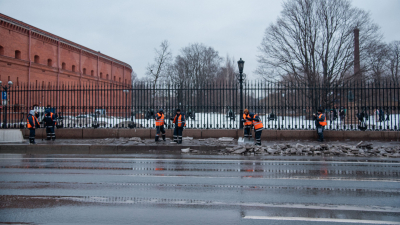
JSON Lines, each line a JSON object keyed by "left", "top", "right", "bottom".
{"left": 43, "top": 108, "right": 57, "bottom": 141}
{"left": 27, "top": 110, "right": 40, "bottom": 144}
{"left": 248, "top": 112, "right": 264, "bottom": 146}
{"left": 241, "top": 109, "right": 253, "bottom": 140}
{"left": 313, "top": 109, "right": 327, "bottom": 142}
{"left": 155, "top": 109, "right": 166, "bottom": 142}
{"left": 171, "top": 109, "right": 185, "bottom": 144}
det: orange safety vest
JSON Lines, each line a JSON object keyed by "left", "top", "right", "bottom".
{"left": 27, "top": 116, "right": 34, "bottom": 129}
{"left": 155, "top": 113, "right": 165, "bottom": 126}
{"left": 50, "top": 112, "right": 57, "bottom": 125}
{"left": 173, "top": 114, "right": 185, "bottom": 127}
{"left": 252, "top": 114, "right": 263, "bottom": 130}
{"left": 27, "top": 115, "right": 39, "bottom": 129}
{"left": 318, "top": 114, "right": 327, "bottom": 126}
{"left": 35, "top": 116, "right": 40, "bottom": 127}
{"left": 243, "top": 114, "right": 252, "bottom": 126}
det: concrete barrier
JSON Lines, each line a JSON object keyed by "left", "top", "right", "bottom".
{"left": 261, "top": 130, "right": 277, "bottom": 140}
{"left": 0, "top": 129, "right": 24, "bottom": 143}
{"left": 57, "top": 129, "right": 82, "bottom": 139}
{"left": 83, "top": 128, "right": 118, "bottom": 139}
{"left": 15, "top": 128, "right": 400, "bottom": 141}
{"left": 119, "top": 129, "right": 151, "bottom": 139}
{"left": 202, "top": 129, "right": 238, "bottom": 138}
{"left": 183, "top": 129, "right": 202, "bottom": 139}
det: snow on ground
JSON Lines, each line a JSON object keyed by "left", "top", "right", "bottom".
{"left": 124, "top": 113, "right": 400, "bottom": 130}
{"left": 6, "top": 113, "right": 400, "bottom": 130}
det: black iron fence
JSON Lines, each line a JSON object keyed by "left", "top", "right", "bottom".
{"left": 1, "top": 81, "right": 399, "bottom": 131}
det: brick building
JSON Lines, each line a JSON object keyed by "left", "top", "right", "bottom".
{"left": 0, "top": 14, "right": 132, "bottom": 125}
{"left": 0, "top": 14, "right": 133, "bottom": 120}
{"left": 0, "top": 13, "right": 132, "bottom": 87}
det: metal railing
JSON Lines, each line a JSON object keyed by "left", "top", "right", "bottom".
{"left": 1, "top": 81, "right": 399, "bottom": 131}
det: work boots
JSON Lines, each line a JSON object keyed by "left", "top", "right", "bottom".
{"left": 162, "top": 134, "right": 166, "bottom": 141}
{"left": 155, "top": 135, "right": 159, "bottom": 142}
{"left": 177, "top": 136, "right": 182, "bottom": 144}
{"left": 29, "top": 138, "right": 36, "bottom": 145}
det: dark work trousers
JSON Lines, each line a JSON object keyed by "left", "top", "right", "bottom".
{"left": 243, "top": 126, "right": 252, "bottom": 139}
{"left": 155, "top": 126, "right": 166, "bottom": 141}
{"left": 29, "top": 128, "right": 36, "bottom": 144}
{"left": 255, "top": 130, "right": 262, "bottom": 145}
{"left": 173, "top": 127, "right": 183, "bottom": 144}
{"left": 317, "top": 126, "right": 324, "bottom": 141}
{"left": 46, "top": 126, "right": 55, "bottom": 140}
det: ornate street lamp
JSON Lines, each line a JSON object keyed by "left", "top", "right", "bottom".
{"left": 0, "top": 81, "right": 13, "bottom": 128}
{"left": 236, "top": 58, "right": 246, "bottom": 129}
{"left": 237, "top": 58, "right": 244, "bottom": 74}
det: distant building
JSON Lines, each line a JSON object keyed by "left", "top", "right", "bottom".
{"left": 0, "top": 13, "right": 133, "bottom": 119}
{"left": 0, "top": 13, "right": 132, "bottom": 87}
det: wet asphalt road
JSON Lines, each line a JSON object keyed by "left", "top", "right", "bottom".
{"left": 0, "top": 153, "right": 400, "bottom": 224}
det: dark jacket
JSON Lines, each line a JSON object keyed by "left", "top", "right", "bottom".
{"left": 357, "top": 111, "right": 368, "bottom": 122}
{"left": 43, "top": 113, "right": 55, "bottom": 127}
{"left": 155, "top": 112, "right": 163, "bottom": 120}
{"left": 379, "top": 109, "right": 384, "bottom": 121}
{"left": 43, "top": 109, "right": 55, "bottom": 127}
{"left": 249, "top": 113, "right": 261, "bottom": 122}
{"left": 339, "top": 110, "right": 345, "bottom": 118}
{"left": 314, "top": 113, "right": 326, "bottom": 127}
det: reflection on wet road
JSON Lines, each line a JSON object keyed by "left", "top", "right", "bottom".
{"left": 0, "top": 154, "right": 400, "bottom": 224}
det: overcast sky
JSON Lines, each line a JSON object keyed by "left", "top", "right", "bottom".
{"left": 1, "top": 0, "right": 399, "bottom": 80}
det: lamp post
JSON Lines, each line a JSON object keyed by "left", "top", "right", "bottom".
{"left": 123, "top": 90, "right": 129, "bottom": 123}
{"left": 281, "top": 93, "right": 286, "bottom": 130}
{"left": 0, "top": 81, "right": 13, "bottom": 128}
{"left": 237, "top": 58, "right": 245, "bottom": 129}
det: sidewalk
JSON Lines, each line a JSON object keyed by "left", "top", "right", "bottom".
{"left": 0, "top": 137, "right": 399, "bottom": 157}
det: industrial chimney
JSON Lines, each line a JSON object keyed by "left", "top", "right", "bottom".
{"left": 354, "top": 28, "right": 361, "bottom": 81}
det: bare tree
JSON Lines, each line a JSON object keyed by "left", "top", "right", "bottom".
{"left": 131, "top": 71, "right": 138, "bottom": 85}
{"left": 137, "top": 76, "right": 152, "bottom": 82}
{"left": 256, "top": 0, "right": 380, "bottom": 85}
{"left": 215, "top": 55, "right": 238, "bottom": 113}
{"left": 216, "top": 55, "right": 237, "bottom": 83}
{"left": 364, "top": 41, "right": 389, "bottom": 83}
{"left": 256, "top": 0, "right": 381, "bottom": 110}
{"left": 387, "top": 41, "right": 400, "bottom": 85}
{"left": 167, "top": 43, "right": 222, "bottom": 109}
{"left": 146, "top": 40, "right": 172, "bottom": 87}
{"left": 170, "top": 43, "right": 222, "bottom": 84}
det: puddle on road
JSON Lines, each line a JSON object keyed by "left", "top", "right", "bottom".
{"left": 2, "top": 181, "right": 400, "bottom": 197}
{"left": 2, "top": 195, "right": 400, "bottom": 224}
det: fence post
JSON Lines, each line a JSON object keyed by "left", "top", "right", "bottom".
{"left": 237, "top": 58, "right": 245, "bottom": 129}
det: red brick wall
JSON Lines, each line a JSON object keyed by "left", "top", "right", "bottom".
{"left": 0, "top": 14, "right": 133, "bottom": 92}
{"left": 59, "top": 47, "right": 80, "bottom": 72}
{"left": 0, "top": 14, "right": 134, "bottom": 122}
{"left": 31, "top": 37, "right": 57, "bottom": 66}
{"left": 0, "top": 26, "right": 29, "bottom": 61}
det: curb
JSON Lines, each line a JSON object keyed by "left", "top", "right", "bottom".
{"left": 18, "top": 128, "right": 400, "bottom": 141}
{"left": 0, "top": 144, "right": 232, "bottom": 154}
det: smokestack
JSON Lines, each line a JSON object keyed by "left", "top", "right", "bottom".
{"left": 354, "top": 28, "right": 361, "bottom": 80}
